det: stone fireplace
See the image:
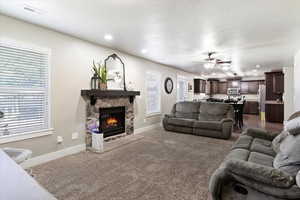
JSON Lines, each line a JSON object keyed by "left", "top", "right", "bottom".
{"left": 81, "top": 90, "right": 140, "bottom": 147}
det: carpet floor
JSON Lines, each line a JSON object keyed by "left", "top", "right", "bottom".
{"left": 33, "top": 128, "right": 238, "bottom": 200}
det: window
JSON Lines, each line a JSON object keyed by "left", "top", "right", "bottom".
{"left": 146, "top": 71, "right": 161, "bottom": 115}
{"left": 0, "top": 42, "right": 50, "bottom": 136}
{"left": 177, "top": 76, "right": 189, "bottom": 102}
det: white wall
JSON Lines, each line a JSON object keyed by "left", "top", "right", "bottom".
{"left": 283, "top": 66, "right": 294, "bottom": 121}
{"left": 294, "top": 51, "right": 300, "bottom": 112}
{"left": 0, "top": 15, "right": 198, "bottom": 157}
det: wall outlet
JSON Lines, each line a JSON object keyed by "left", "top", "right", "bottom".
{"left": 72, "top": 132, "right": 79, "bottom": 140}
{"left": 57, "top": 136, "right": 63, "bottom": 144}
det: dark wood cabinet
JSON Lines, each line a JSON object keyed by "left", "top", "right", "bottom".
{"left": 206, "top": 79, "right": 219, "bottom": 95}
{"left": 218, "top": 82, "right": 227, "bottom": 94}
{"left": 273, "top": 73, "right": 284, "bottom": 94}
{"left": 265, "top": 103, "right": 284, "bottom": 123}
{"left": 265, "top": 71, "right": 284, "bottom": 101}
{"left": 244, "top": 101, "right": 259, "bottom": 115}
{"left": 240, "top": 80, "right": 260, "bottom": 94}
{"left": 194, "top": 79, "right": 206, "bottom": 94}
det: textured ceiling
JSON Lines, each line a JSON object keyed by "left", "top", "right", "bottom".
{"left": 1, "top": 0, "right": 299, "bottom": 78}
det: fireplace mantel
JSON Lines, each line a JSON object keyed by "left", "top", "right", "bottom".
{"left": 81, "top": 89, "right": 140, "bottom": 104}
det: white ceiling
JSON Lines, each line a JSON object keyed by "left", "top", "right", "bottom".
{"left": 1, "top": 0, "right": 300, "bottom": 78}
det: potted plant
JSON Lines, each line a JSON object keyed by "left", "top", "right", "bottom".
{"left": 92, "top": 60, "right": 107, "bottom": 90}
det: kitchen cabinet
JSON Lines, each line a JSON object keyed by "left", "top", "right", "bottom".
{"left": 265, "top": 102, "right": 284, "bottom": 123}
{"left": 227, "top": 79, "right": 241, "bottom": 88}
{"left": 273, "top": 72, "right": 284, "bottom": 94}
{"left": 218, "top": 82, "right": 227, "bottom": 94}
{"left": 244, "top": 101, "right": 259, "bottom": 115}
{"left": 265, "top": 71, "right": 284, "bottom": 101}
{"left": 240, "top": 81, "right": 260, "bottom": 94}
{"left": 194, "top": 79, "right": 206, "bottom": 94}
{"left": 206, "top": 79, "right": 219, "bottom": 95}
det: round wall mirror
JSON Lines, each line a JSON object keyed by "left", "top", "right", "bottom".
{"left": 164, "top": 77, "right": 173, "bottom": 94}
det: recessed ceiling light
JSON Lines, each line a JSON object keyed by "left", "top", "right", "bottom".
{"left": 104, "top": 34, "right": 113, "bottom": 41}
{"left": 141, "top": 49, "right": 148, "bottom": 54}
{"left": 253, "top": 69, "right": 258, "bottom": 73}
{"left": 222, "top": 66, "right": 230, "bottom": 71}
{"left": 256, "top": 64, "right": 261, "bottom": 68}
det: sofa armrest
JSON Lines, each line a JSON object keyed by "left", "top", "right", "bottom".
{"left": 220, "top": 118, "right": 234, "bottom": 123}
{"left": 164, "top": 114, "right": 175, "bottom": 118}
{"left": 243, "top": 128, "right": 279, "bottom": 141}
{"left": 225, "top": 159, "right": 294, "bottom": 188}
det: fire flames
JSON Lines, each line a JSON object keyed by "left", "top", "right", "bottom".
{"left": 106, "top": 117, "right": 118, "bottom": 126}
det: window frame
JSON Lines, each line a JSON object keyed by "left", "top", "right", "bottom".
{"left": 145, "top": 71, "right": 161, "bottom": 116}
{"left": 0, "top": 40, "right": 52, "bottom": 141}
{"left": 177, "top": 75, "right": 190, "bottom": 102}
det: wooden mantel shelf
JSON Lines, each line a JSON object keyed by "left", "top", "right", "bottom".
{"left": 81, "top": 89, "right": 140, "bottom": 104}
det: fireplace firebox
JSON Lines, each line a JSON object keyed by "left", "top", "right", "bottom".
{"left": 99, "top": 106, "right": 125, "bottom": 138}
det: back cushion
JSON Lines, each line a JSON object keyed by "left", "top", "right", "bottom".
{"left": 174, "top": 102, "right": 200, "bottom": 119}
{"left": 284, "top": 114, "right": 300, "bottom": 135}
{"left": 272, "top": 131, "right": 290, "bottom": 153}
{"left": 273, "top": 134, "right": 300, "bottom": 176}
{"left": 198, "top": 102, "right": 230, "bottom": 121}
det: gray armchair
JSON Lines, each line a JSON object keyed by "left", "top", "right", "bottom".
{"left": 209, "top": 127, "right": 300, "bottom": 200}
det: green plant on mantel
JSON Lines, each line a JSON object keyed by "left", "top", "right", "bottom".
{"left": 92, "top": 60, "right": 107, "bottom": 83}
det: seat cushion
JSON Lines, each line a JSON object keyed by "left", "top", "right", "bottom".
{"left": 232, "top": 135, "right": 253, "bottom": 150}
{"left": 225, "top": 149, "right": 250, "bottom": 161}
{"left": 167, "top": 118, "right": 194, "bottom": 127}
{"left": 193, "top": 120, "right": 222, "bottom": 131}
{"left": 248, "top": 152, "right": 274, "bottom": 167}
{"left": 284, "top": 114, "right": 300, "bottom": 135}
{"left": 250, "top": 138, "right": 276, "bottom": 157}
{"left": 174, "top": 102, "right": 200, "bottom": 119}
{"left": 198, "top": 102, "right": 231, "bottom": 121}
{"left": 274, "top": 134, "right": 300, "bottom": 176}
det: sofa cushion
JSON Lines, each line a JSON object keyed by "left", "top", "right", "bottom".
{"left": 285, "top": 115, "right": 300, "bottom": 135}
{"left": 167, "top": 118, "right": 194, "bottom": 127}
{"left": 250, "top": 138, "right": 276, "bottom": 157}
{"left": 225, "top": 149, "right": 250, "bottom": 161}
{"left": 193, "top": 120, "right": 222, "bottom": 130}
{"left": 297, "top": 171, "right": 300, "bottom": 188}
{"left": 232, "top": 135, "right": 253, "bottom": 150}
{"left": 272, "top": 131, "right": 290, "bottom": 153}
{"left": 198, "top": 102, "right": 231, "bottom": 121}
{"left": 274, "top": 134, "right": 300, "bottom": 176}
{"left": 174, "top": 102, "right": 200, "bottom": 119}
{"left": 248, "top": 152, "right": 274, "bottom": 167}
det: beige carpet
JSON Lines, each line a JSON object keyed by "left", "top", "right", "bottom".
{"left": 33, "top": 128, "right": 238, "bottom": 200}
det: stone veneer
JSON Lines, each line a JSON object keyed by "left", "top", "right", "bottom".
{"left": 85, "top": 97, "right": 134, "bottom": 147}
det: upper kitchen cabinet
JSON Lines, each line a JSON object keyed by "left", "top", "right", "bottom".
{"left": 206, "top": 79, "right": 219, "bottom": 95}
{"left": 218, "top": 82, "right": 227, "bottom": 94}
{"left": 194, "top": 79, "right": 206, "bottom": 94}
{"left": 240, "top": 80, "right": 261, "bottom": 94}
{"left": 265, "top": 71, "right": 284, "bottom": 101}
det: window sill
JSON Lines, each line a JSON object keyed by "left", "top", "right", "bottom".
{"left": 146, "top": 112, "right": 162, "bottom": 118}
{"left": 0, "top": 129, "right": 54, "bottom": 145}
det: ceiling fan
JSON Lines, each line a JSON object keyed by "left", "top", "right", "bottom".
{"left": 202, "top": 52, "right": 232, "bottom": 69}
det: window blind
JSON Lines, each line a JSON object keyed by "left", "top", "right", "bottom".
{"left": 146, "top": 71, "right": 161, "bottom": 115}
{"left": 0, "top": 43, "right": 49, "bottom": 136}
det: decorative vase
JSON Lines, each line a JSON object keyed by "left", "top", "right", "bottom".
{"left": 99, "top": 82, "right": 107, "bottom": 90}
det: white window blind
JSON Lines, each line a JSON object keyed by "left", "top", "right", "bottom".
{"left": 177, "top": 76, "right": 189, "bottom": 102}
{"left": 146, "top": 71, "right": 161, "bottom": 115}
{"left": 0, "top": 43, "right": 50, "bottom": 136}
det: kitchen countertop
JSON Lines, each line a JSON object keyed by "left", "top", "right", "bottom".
{"left": 0, "top": 149, "right": 56, "bottom": 200}
{"left": 265, "top": 101, "right": 284, "bottom": 105}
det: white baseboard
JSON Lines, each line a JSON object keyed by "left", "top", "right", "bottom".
{"left": 21, "top": 144, "right": 86, "bottom": 169}
{"left": 134, "top": 123, "right": 161, "bottom": 134}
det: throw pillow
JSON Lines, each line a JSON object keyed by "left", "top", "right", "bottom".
{"left": 273, "top": 135, "right": 300, "bottom": 176}
{"left": 285, "top": 115, "right": 300, "bottom": 135}
{"left": 272, "top": 131, "right": 289, "bottom": 153}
